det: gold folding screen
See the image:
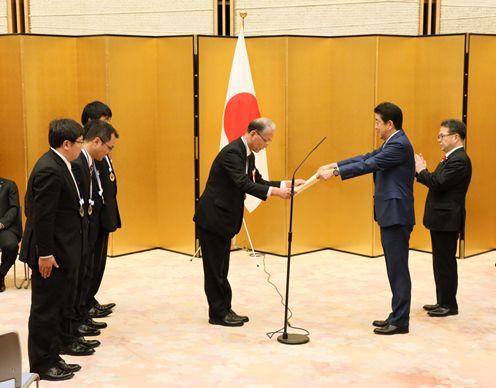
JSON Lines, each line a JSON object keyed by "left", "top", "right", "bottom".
{"left": 466, "top": 35, "right": 496, "bottom": 254}
{"left": 0, "top": 36, "right": 25, "bottom": 198}
{"left": 198, "top": 34, "right": 489, "bottom": 257}
{"left": 0, "top": 33, "right": 494, "bottom": 257}
{"left": 0, "top": 34, "right": 194, "bottom": 256}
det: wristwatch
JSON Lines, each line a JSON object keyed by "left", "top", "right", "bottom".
{"left": 333, "top": 167, "right": 340, "bottom": 176}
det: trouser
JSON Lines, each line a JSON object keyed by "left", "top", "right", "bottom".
{"left": 28, "top": 267, "right": 71, "bottom": 373}
{"left": 198, "top": 227, "right": 232, "bottom": 319}
{"left": 381, "top": 224, "right": 412, "bottom": 328}
{"left": 0, "top": 229, "right": 19, "bottom": 276}
{"left": 430, "top": 230, "right": 459, "bottom": 310}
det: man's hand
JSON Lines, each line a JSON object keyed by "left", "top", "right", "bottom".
{"left": 271, "top": 187, "right": 292, "bottom": 199}
{"left": 38, "top": 255, "right": 59, "bottom": 279}
{"left": 287, "top": 179, "right": 306, "bottom": 188}
{"left": 317, "top": 163, "right": 338, "bottom": 181}
{"left": 414, "top": 153, "right": 427, "bottom": 173}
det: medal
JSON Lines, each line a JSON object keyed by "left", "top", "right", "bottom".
{"left": 79, "top": 206, "right": 85, "bottom": 217}
{"left": 109, "top": 171, "right": 115, "bottom": 182}
{"left": 88, "top": 204, "right": 93, "bottom": 216}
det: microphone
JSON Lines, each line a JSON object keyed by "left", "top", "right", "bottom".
{"left": 277, "top": 136, "right": 326, "bottom": 345}
{"left": 291, "top": 136, "right": 326, "bottom": 186}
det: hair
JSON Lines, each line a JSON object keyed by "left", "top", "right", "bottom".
{"left": 48, "top": 119, "right": 83, "bottom": 148}
{"left": 441, "top": 119, "right": 466, "bottom": 140}
{"left": 374, "top": 102, "right": 403, "bottom": 130}
{"left": 83, "top": 120, "right": 119, "bottom": 142}
{"left": 81, "top": 101, "right": 112, "bottom": 125}
{"left": 247, "top": 117, "right": 275, "bottom": 134}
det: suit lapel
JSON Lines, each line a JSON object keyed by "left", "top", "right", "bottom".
{"left": 49, "top": 150, "right": 80, "bottom": 203}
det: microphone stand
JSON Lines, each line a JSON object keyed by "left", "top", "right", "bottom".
{"left": 277, "top": 137, "right": 326, "bottom": 345}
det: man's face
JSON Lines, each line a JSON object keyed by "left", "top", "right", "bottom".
{"left": 437, "top": 126, "right": 458, "bottom": 153}
{"left": 374, "top": 113, "right": 393, "bottom": 141}
{"left": 249, "top": 129, "right": 273, "bottom": 153}
{"left": 66, "top": 136, "right": 84, "bottom": 161}
{"left": 91, "top": 133, "right": 117, "bottom": 161}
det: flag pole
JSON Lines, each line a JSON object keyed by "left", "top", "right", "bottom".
{"left": 240, "top": 9, "right": 247, "bottom": 31}
{"left": 239, "top": 9, "right": 262, "bottom": 267}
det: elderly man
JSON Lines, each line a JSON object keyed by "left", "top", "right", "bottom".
{"left": 194, "top": 117, "right": 304, "bottom": 327}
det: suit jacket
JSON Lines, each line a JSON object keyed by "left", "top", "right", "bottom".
{"left": 19, "top": 150, "right": 83, "bottom": 270}
{"left": 0, "top": 178, "right": 22, "bottom": 240}
{"left": 95, "top": 155, "right": 121, "bottom": 233}
{"left": 194, "top": 137, "right": 281, "bottom": 238}
{"left": 338, "top": 130, "right": 415, "bottom": 227}
{"left": 417, "top": 147, "right": 472, "bottom": 232}
{"left": 72, "top": 152, "right": 102, "bottom": 247}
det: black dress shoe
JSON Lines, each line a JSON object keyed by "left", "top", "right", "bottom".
{"left": 95, "top": 302, "right": 116, "bottom": 311}
{"left": 58, "top": 359, "right": 82, "bottom": 373}
{"left": 85, "top": 318, "right": 108, "bottom": 329}
{"left": 423, "top": 303, "right": 440, "bottom": 311}
{"left": 372, "top": 319, "right": 388, "bottom": 328}
{"left": 39, "top": 366, "right": 74, "bottom": 381}
{"left": 60, "top": 342, "right": 96, "bottom": 356}
{"left": 373, "top": 324, "right": 409, "bottom": 335}
{"left": 427, "top": 306, "right": 458, "bottom": 317}
{"left": 230, "top": 309, "right": 249, "bottom": 323}
{"left": 77, "top": 337, "right": 101, "bottom": 348}
{"left": 89, "top": 306, "right": 112, "bottom": 318}
{"left": 209, "top": 313, "right": 244, "bottom": 327}
{"left": 78, "top": 324, "right": 101, "bottom": 336}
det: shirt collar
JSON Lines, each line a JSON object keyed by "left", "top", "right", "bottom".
{"left": 383, "top": 130, "right": 400, "bottom": 146}
{"left": 445, "top": 145, "right": 464, "bottom": 158}
{"left": 240, "top": 135, "right": 251, "bottom": 157}
{"left": 51, "top": 147, "right": 72, "bottom": 171}
{"left": 81, "top": 148, "right": 93, "bottom": 169}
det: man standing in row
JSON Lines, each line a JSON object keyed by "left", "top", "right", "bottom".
{"left": 317, "top": 102, "right": 415, "bottom": 335}
{"left": 415, "top": 119, "right": 472, "bottom": 317}
{"left": 194, "top": 118, "right": 303, "bottom": 327}
{"left": 59, "top": 119, "right": 120, "bottom": 355}
{"left": 81, "top": 101, "right": 120, "bottom": 318}
{"left": 0, "top": 177, "right": 22, "bottom": 292}
{"left": 21, "top": 119, "right": 85, "bottom": 381}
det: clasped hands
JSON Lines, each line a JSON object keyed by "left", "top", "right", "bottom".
{"left": 414, "top": 153, "right": 427, "bottom": 173}
{"left": 272, "top": 179, "right": 306, "bottom": 199}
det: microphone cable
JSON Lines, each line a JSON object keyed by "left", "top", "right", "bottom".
{"left": 263, "top": 253, "right": 310, "bottom": 339}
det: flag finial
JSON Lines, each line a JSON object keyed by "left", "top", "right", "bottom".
{"left": 240, "top": 10, "right": 247, "bottom": 30}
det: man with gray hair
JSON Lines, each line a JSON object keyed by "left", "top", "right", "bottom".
{"left": 194, "top": 117, "right": 304, "bottom": 327}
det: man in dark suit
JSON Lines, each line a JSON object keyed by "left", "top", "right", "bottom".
{"left": 317, "top": 102, "right": 415, "bottom": 335}
{"left": 72, "top": 120, "right": 119, "bottom": 335}
{"left": 58, "top": 119, "right": 120, "bottom": 355}
{"left": 20, "top": 119, "right": 85, "bottom": 381}
{"left": 81, "top": 101, "right": 120, "bottom": 318}
{"left": 415, "top": 119, "right": 472, "bottom": 317}
{"left": 194, "top": 118, "right": 302, "bottom": 327}
{"left": 0, "top": 178, "right": 22, "bottom": 292}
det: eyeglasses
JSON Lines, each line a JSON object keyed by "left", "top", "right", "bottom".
{"left": 99, "top": 137, "right": 115, "bottom": 151}
{"left": 73, "top": 139, "right": 84, "bottom": 145}
{"left": 437, "top": 133, "right": 455, "bottom": 140}
{"left": 255, "top": 131, "right": 272, "bottom": 145}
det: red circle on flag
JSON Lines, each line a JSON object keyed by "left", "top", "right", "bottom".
{"left": 223, "top": 93, "right": 260, "bottom": 143}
